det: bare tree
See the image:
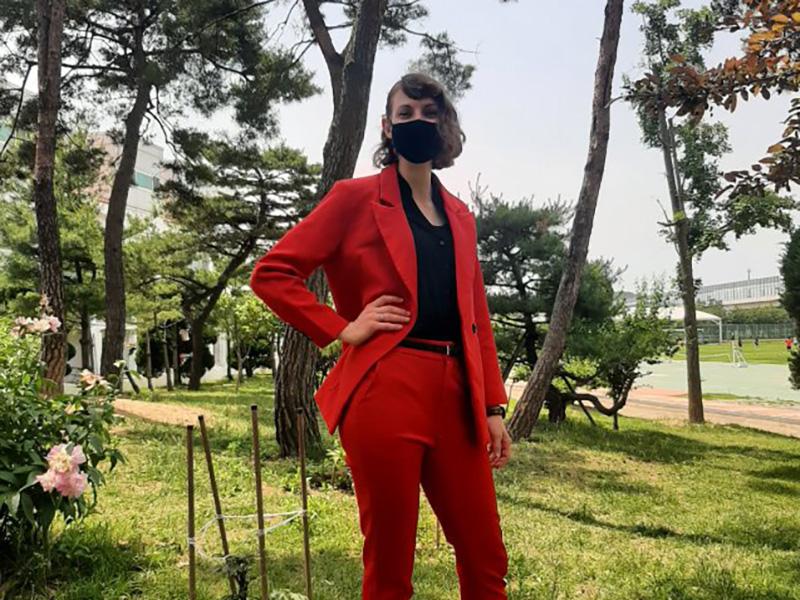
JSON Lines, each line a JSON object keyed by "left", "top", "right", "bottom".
{"left": 33, "top": 0, "right": 67, "bottom": 393}
{"left": 506, "top": 0, "right": 624, "bottom": 440}
{"left": 272, "top": 0, "right": 390, "bottom": 459}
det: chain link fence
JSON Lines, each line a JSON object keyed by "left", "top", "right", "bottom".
{"left": 695, "top": 322, "right": 794, "bottom": 343}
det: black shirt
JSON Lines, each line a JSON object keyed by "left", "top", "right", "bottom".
{"left": 398, "top": 171, "right": 462, "bottom": 342}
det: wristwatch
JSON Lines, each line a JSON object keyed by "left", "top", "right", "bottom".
{"left": 486, "top": 405, "right": 506, "bottom": 419}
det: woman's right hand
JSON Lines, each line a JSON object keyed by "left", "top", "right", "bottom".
{"left": 338, "top": 295, "right": 411, "bottom": 346}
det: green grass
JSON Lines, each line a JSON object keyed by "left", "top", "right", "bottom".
{"left": 701, "top": 392, "right": 800, "bottom": 407}
{"left": 672, "top": 339, "right": 790, "bottom": 365}
{"left": 33, "top": 376, "right": 800, "bottom": 599}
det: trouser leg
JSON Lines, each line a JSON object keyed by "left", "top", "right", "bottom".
{"left": 420, "top": 356, "right": 509, "bottom": 599}
{"left": 338, "top": 347, "right": 437, "bottom": 599}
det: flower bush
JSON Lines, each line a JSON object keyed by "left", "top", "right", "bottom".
{"left": 36, "top": 444, "right": 89, "bottom": 499}
{"left": 0, "top": 305, "right": 124, "bottom": 574}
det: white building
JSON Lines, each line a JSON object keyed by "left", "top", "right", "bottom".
{"left": 0, "top": 121, "right": 230, "bottom": 386}
{"left": 73, "top": 134, "right": 230, "bottom": 386}
{"left": 696, "top": 275, "right": 783, "bottom": 309}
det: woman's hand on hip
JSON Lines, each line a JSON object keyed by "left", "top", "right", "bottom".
{"left": 487, "top": 415, "right": 512, "bottom": 469}
{"left": 338, "top": 295, "right": 411, "bottom": 346}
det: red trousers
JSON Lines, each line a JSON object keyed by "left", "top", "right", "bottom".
{"left": 338, "top": 337, "right": 509, "bottom": 599}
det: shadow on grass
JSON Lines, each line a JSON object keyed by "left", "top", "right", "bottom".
{"left": 48, "top": 525, "right": 369, "bottom": 599}
{"left": 536, "top": 418, "right": 800, "bottom": 465}
{"left": 637, "top": 560, "right": 798, "bottom": 600}
{"left": 751, "top": 464, "right": 800, "bottom": 482}
{"left": 38, "top": 523, "right": 150, "bottom": 598}
{"left": 747, "top": 479, "right": 800, "bottom": 498}
{"left": 496, "top": 490, "right": 800, "bottom": 553}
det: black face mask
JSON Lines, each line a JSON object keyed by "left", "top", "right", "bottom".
{"left": 390, "top": 119, "right": 442, "bottom": 164}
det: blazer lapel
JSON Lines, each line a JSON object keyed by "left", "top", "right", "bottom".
{"left": 373, "top": 162, "right": 476, "bottom": 321}
{"left": 373, "top": 163, "right": 417, "bottom": 299}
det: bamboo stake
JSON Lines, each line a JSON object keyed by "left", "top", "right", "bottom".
{"left": 198, "top": 415, "right": 236, "bottom": 594}
{"left": 186, "top": 425, "right": 196, "bottom": 600}
{"left": 250, "top": 405, "right": 270, "bottom": 600}
{"left": 296, "top": 407, "right": 313, "bottom": 599}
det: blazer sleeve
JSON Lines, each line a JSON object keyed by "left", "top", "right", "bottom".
{"left": 249, "top": 180, "right": 351, "bottom": 349}
{"left": 473, "top": 251, "right": 509, "bottom": 407}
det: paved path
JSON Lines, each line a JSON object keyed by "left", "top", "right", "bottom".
{"left": 113, "top": 398, "right": 208, "bottom": 427}
{"left": 614, "top": 388, "right": 800, "bottom": 438}
{"left": 505, "top": 382, "right": 800, "bottom": 439}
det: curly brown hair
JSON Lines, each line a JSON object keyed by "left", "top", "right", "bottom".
{"left": 372, "top": 72, "right": 465, "bottom": 170}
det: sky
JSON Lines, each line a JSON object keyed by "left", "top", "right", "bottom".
{"left": 8, "top": 1, "right": 791, "bottom": 293}
{"left": 257, "top": 0, "right": 795, "bottom": 292}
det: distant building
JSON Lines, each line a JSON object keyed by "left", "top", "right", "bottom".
{"left": 89, "top": 133, "right": 170, "bottom": 223}
{"left": 0, "top": 113, "right": 230, "bottom": 385}
{"left": 696, "top": 275, "right": 782, "bottom": 309}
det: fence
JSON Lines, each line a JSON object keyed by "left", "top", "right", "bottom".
{"left": 694, "top": 322, "right": 794, "bottom": 343}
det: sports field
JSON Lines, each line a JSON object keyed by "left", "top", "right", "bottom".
{"left": 671, "top": 339, "right": 790, "bottom": 365}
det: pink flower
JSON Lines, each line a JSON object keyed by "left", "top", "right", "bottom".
{"left": 47, "top": 315, "right": 61, "bottom": 332}
{"left": 10, "top": 317, "right": 33, "bottom": 337}
{"left": 30, "top": 317, "right": 54, "bottom": 333}
{"left": 44, "top": 444, "right": 86, "bottom": 473}
{"left": 69, "top": 445, "right": 86, "bottom": 467}
{"left": 36, "top": 469, "right": 58, "bottom": 493}
{"left": 79, "top": 370, "right": 109, "bottom": 391}
{"left": 53, "top": 470, "right": 88, "bottom": 499}
{"left": 37, "top": 444, "right": 89, "bottom": 499}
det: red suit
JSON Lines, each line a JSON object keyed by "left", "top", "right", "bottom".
{"left": 250, "top": 161, "right": 509, "bottom": 598}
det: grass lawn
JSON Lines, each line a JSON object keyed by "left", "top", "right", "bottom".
{"left": 671, "top": 339, "right": 790, "bottom": 365}
{"left": 700, "top": 392, "right": 800, "bottom": 407}
{"left": 37, "top": 376, "right": 800, "bottom": 599}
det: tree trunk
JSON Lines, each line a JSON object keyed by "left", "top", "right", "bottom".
{"left": 173, "top": 323, "right": 181, "bottom": 387}
{"left": 546, "top": 386, "right": 567, "bottom": 424}
{"left": 162, "top": 322, "right": 173, "bottom": 391}
{"left": 506, "top": 0, "right": 624, "bottom": 441}
{"left": 125, "top": 367, "right": 140, "bottom": 394}
{"left": 501, "top": 331, "right": 526, "bottom": 383}
{"left": 100, "top": 75, "right": 152, "bottom": 380}
{"left": 76, "top": 262, "right": 93, "bottom": 371}
{"left": 658, "top": 113, "right": 704, "bottom": 423}
{"left": 225, "top": 326, "right": 233, "bottom": 382}
{"left": 274, "top": 0, "right": 389, "bottom": 459}
{"left": 189, "top": 318, "right": 206, "bottom": 390}
{"left": 33, "top": 0, "right": 67, "bottom": 395}
{"left": 79, "top": 300, "right": 92, "bottom": 370}
{"left": 145, "top": 327, "right": 153, "bottom": 390}
{"left": 233, "top": 313, "right": 243, "bottom": 392}
{"left": 275, "top": 314, "right": 325, "bottom": 459}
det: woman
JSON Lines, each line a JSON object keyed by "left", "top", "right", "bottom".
{"left": 250, "top": 72, "right": 511, "bottom": 599}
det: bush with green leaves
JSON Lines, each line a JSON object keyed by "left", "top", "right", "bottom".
{"left": 0, "top": 314, "right": 124, "bottom": 579}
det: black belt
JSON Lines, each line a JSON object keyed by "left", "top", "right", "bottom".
{"left": 398, "top": 338, "right": 462, "bottom": 357}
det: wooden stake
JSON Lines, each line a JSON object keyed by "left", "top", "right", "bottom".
{"left": 250, "top": 405, "right": 270, "bottom": 600}
{"left": 198, "top": 415, "right": 236, "bottom": 594}
{"left": 186, "top": 424, "right": 196, "bottom": 600}
{"left": 296, "top": 408, "right": 313, "bottom": 599}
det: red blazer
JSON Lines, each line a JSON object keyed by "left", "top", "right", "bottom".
{"left": 249, "top": 161, "right": 507, "bottom": 447}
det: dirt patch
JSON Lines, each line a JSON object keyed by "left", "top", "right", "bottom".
{"left": 114, "top": 398, "right": 211, "bottom": 427}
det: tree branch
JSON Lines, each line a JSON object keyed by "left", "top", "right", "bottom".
{"left": 302, "top": 0, "right": 342, "bottom": 70}
{"left": 0, "top": 62, "right": 32, "bottom": 159}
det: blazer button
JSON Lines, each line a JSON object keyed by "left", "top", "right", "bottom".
{"left": 471, "top": 323, "right": 477, "bottom": 334}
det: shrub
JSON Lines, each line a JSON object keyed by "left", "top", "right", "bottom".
{"left": 0, "top": 308, "right": 124, "bottom": 585}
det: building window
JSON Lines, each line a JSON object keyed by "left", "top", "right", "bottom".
{"left": 133, "top": 171, "right": 157, "bottom": 190}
